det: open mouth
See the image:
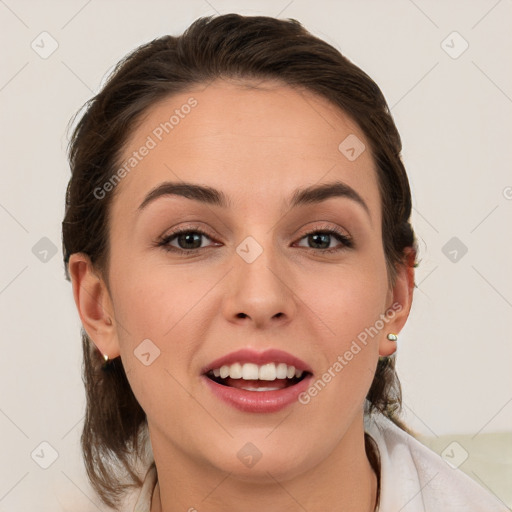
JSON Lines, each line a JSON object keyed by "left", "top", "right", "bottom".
{"left": 205, "top": 362, "right": 311, "bottom": 392}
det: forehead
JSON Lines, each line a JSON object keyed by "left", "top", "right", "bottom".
{"left": 110, "top": 79, "right": 380, "bottom": 222}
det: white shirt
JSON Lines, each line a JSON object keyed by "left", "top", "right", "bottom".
{"left": 132, "top": 413, "right": 507, "bottom": 511}
{"left": 365, "top": 413, "right": 508, "bottom": 511}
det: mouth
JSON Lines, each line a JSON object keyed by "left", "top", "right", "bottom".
{"left": 205, "top": 362, "right": 310, "bottom": 391}
{"left": 201, "top": 348, "right": 313, "bottom": 413}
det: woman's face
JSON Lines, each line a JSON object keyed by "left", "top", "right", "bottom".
{"left": 76, "top": 80, "right": 411, "bottom": 481}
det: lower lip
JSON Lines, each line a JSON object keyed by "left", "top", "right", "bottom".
{"left": 202, "top": 374, "right": 313, "bottom": 413}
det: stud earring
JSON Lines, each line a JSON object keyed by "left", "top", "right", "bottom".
{"left": 101, "top": 353, "right": 111, "bottom": 371}
{"left": 379, "top": 333, "right": 398, "bottom": 362}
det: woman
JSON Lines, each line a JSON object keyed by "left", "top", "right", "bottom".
{"left": 62, "top": 14, "right": 506, "bottom": 512}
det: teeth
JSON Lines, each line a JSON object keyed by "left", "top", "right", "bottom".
{"left": 230, "top": 362, "right": 243, "bottom": 379}
{"left": 242, "top": 363, "right": 259, "bottom": 380}
{"left": 210, "top": 362, "right": 305, "bottom": 381}
{"left": 276, "top": 363, "right": 288, "bottom": 379}
{"left": 259, "top": 363, "right": 276, "bottom": 381}
{"left": 240, "top": 386, "right": 282, "bottom": 391}
{"left": 219, "top": 365, "right": 230, "bottom": 379}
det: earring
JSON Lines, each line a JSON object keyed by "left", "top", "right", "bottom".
{"left": 101, "top": 353, "right": 110, "bottom": 371}
{"left": 379, "top": 333, "right": 398, "bottom": 362}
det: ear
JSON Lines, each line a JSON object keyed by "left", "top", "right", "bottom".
{"left": 379, "top": 247, "right": 416, "bottom": 357}
{"left": 67, "top": 253, "right": 120, "bottom": 360}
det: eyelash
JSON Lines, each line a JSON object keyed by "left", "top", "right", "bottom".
{"left": 156, "top": 224, "right": 354, "bottom": 256}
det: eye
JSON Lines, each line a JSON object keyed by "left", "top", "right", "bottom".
{"left": 295, "top": 225, "right": 353, "bottom": 253}
{"left": 156, "top": 225, "right": 218, "bottom": 255}
{"left": 156, "top": 223, "right": 353, "bottom": 256}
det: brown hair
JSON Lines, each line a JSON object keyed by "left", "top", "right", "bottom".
{"left": 62, "top": 13, "right": 418, "bottom": 509}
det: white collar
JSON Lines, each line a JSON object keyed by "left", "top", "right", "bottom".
{"left": 365, "top": 412, "right": 507, "bottom": 511}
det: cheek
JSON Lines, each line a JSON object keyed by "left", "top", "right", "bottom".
{"left": 307, "top": 277, "right": 385, "bottom": 390}
{"left": 302, "top": 253, "right": 389, "bottom": 341}
{"left": 110, "top": 263, "right": 208, "bottom": 420}
{"left": 298, "top": 251, "right": 389, "bottom": 395}
{"left": 111, "top": 256, "right": 207, "bottom": 340}
{"left": 108, "top": 257, "right": 205, "bottom": 379}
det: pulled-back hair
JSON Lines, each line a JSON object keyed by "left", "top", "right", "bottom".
{"left": 62, "top": 13, "right": 418, "bottom": 509}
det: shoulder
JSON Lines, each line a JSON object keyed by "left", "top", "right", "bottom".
{"left": 365, "top": 412, "right": 508, "bottom": 512}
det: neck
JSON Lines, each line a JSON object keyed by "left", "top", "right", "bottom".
{"left": 150, "top": 417, "right": 378, "bottom": 512}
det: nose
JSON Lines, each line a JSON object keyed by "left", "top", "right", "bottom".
{"left": 221, "top": 242, "right": 297, "bottom": 330}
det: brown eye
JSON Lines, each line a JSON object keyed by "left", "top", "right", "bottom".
{"left": 157, "top": 226, "right": 218, "bottom": 255}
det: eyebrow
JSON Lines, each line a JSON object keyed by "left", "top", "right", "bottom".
{"left": 137, "top": 180, "right": 371, "bottom": 219}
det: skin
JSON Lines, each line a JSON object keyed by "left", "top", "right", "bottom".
{"left": 69, "top": 79, "right": 414, "bottom": 512}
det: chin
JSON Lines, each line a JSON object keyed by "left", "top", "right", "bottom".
{"left": 204, "top": 440, "right": 320, "bottom": 485}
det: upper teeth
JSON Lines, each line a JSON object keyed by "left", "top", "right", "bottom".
{"left": 211, "top": 363, "right": 303, "bottom": 381}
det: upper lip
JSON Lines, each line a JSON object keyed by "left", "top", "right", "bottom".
{"left": 202, "top": 348, "right": 313, "bottom": 375}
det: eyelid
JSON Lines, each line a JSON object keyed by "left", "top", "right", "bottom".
{"left": 295, "top": 223, "right": 353, "bottom": 251}
{"left": 157, "top": 222, "right": 353, "bottom": 254}
{"left": 157, "top": 223, "right": 218, "bottom": 246}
